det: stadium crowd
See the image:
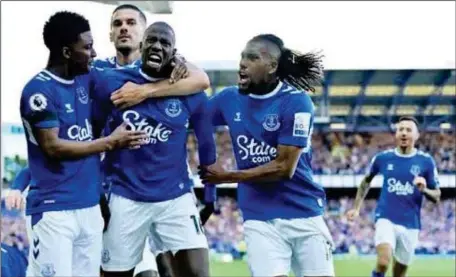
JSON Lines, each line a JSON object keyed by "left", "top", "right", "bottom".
{"left": 2, "top": 131, "right": 455, "bottom": 259}
{"left": 187, "top": 130, "right": 456, "bottom": 175}
{"left": 2, "top": 196, "right": 455, "bottom": 259}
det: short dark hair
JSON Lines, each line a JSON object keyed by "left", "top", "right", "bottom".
{"left": 398, "top": 116, "right": 420, "bottom": 129}
{"left": 43, "top": 11, "right": 91, "bottom": 53}
{"left": 251, "top": 34, "right": 324, "bottom": 93}
{"left": 113, "top": 4, "right": 147, "bottom": 23}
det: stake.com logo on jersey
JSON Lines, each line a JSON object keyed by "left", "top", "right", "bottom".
{"left": 122, "top": 110, "right": 172, "bottom": 144}
{"left": 236, "top": 135, "right": 277, "bottom": 164}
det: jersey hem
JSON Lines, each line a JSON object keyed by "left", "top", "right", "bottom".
{"left": 112, "top": 185, "right": 191, "bottom": 203}
{"left": 25, "top": 200, "right": 99, "bottom": 215}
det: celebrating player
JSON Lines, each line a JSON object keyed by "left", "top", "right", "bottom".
{"left": 198, "top": 34, "right": 335, "bottom": 277}
{"left": 19, "top": 11, "right": 147, "bottom": 277}
{"left": 96, "top": 4, "right": 210, "bottom": 108}
{"left": 91, "top": 21, "right": 216, "bottom": 277}
{"left": 93, "top": 5, "right": 211, "bottom": 277}
{"left": 346, "top": 116, "right": 441, "bottom": 277}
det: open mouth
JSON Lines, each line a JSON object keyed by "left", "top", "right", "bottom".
{"left": 147, "top": 54, "right": 162, "bottom": 68}
{"left": 238, "top": 71, "right": 250, "bottom": 86}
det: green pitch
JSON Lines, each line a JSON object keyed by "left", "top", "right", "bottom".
{"left": 210, "top": 256, "right": 456, "bottom": 277}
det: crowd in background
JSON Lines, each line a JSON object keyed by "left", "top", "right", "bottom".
{"left": 2, "top": 196, "right": 455, "bottom": 259}
{"left": 2, "top": 130, "right": 455, "bottom": 259}
{"left": 187, "top": 130, "right": 456, "bottom": 175}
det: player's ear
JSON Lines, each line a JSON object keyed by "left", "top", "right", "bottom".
{"left": 62, "top": 46, "right": 71, "bottom": 60}
{"left": 109, "top": 30, "right": 114, "bottom": 43}
{"left": 268, "top": 59, "right": 279, "bottom": 74}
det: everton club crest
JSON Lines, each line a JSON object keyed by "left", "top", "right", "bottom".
{"left": 263, "top": 114, "right": 281, "bottom": 131}
{"left": 76, "top": 87, "right": 89, "bottom": 104}
{"left": 165, "top": 99, "right": 182, "bottom": 118}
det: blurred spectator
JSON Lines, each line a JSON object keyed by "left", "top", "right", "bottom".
{"left": 187, "top": 130, "right": 456, "bottom": 175}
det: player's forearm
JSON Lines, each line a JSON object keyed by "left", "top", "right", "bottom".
{"left": 43, "top": 137, "right": 115, "bottom": 160}
{"left": 353, "top": 176, "right": 372, "bottom": 210}
{"left": 423, "top": 187, "right": 441, "bottom": 203}
{"left": 142, "top": 68, "right": 210, "bottom": 98}
{"left": 11, "top": 169, "right": 31, "bottom": 192}
{"left": 228, "top": 160, "right": 293, "bottom": 183}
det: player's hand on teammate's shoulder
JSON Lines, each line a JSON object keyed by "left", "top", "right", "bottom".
{"left": 107, "top": 122, "right": 147, "bottom": 150}
{"left": 413, "top": 176, "right": 427, "bottom": 191}
{"left": 170, "top": 54, "right": 189, "bottom": 84}
{"left": 110, "top": 82, "right": 146, "bottom": 110}
{"left": 198, "top": 163, "right": 230, "bottom": 184}
{"left": 346, "top": 209, "right": 360, "bottom": 221}
{"left": 5, "top": 189, "right": 24, "bottom": 211}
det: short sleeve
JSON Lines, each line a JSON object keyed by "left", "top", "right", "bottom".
{"left": 278, "top": 93, "right": 314, "bottom": 148}
{"left": 20, "top": 84, "right": 59, "bottom": 129}
{"left": 425, "top": 156, "right": 440, "bottom": 189}
{"left": 367, "top": 154, "right": 381, "bottom": 177}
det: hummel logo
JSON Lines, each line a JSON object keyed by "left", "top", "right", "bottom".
{"left": 33, "top": 249, "right": 40, "bottom": 259}
{"left": 234, "top": 112, "right": 241, "bottom": 122}
{"left": 387, "top": 164, "right": 394, "bottom": 171}
{"left": 65, "top": 104, "right": 74, "bottom": 113}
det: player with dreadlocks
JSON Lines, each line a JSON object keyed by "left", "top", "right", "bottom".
{"left": 199, "top": 33, "right": 335, "bottom": 277}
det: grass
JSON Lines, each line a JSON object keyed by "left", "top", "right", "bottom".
{"left": 209, "top": 256, "right": 456, "bottom": 277}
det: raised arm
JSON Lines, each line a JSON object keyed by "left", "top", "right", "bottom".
{"left": 110, "top": 62, "right": 210, "bottom": 109}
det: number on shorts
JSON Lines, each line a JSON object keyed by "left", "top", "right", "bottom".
{"left": 190, "top": 215, "right": 204, "bottom": 235}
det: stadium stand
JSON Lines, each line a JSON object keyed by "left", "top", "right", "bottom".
{"left": 2, "top": 69, "right": 455, "bottom": 259}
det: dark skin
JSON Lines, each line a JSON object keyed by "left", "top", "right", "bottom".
{"left": 199, "top": 40, "right": 304, "bottom": 187}
{"left": 103, "top": 23, "right": 211, "bottom": 277}
{"left": 198, "top": 40, "right": 332, "bottom": 277}
{"left": 39, "top": 31, "right": 146, "bottom": 160}
{"left": 155, "top": 203, "right": 215, "bottom": 277}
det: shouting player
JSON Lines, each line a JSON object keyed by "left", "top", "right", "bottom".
{"left": 19, "top": 11, "right": 147, "bottom": 277}
{"left": 97, "top": 4, "right": 210, "bottom": 107}
{"left": 346, "top": 116, "right": 441, "bottom": 277}
{"left": 199, "top": 34, "right": 335, "bottom": 277}
{"left": 91, "top": 21, "right": 216, "bottom": 277}
{"left": 93, "top": 5, "right": 211, "bottom": 277}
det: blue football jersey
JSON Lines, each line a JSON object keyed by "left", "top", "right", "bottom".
{"left": 91, "top": 66, "right": 216, "bottom": 202}
{"left": 19, "top": 70, "right": 101, "bottom": 215}
{"left": 368, "top": 148, "right": 440, "bottom": 229}
{"left": 92, "top": 56, "right": 141, "bottom": 69}
{"left": 91, "top": 56, "right": 139, "bottom": 195}
{"left": 11, "top": 167, "right": 32, "bottom": 192}
{"left": 1, "top": 244, "right": 28, "bottom": 277}
{"left": 207, "top": 82, "right": 326, "bottom": 221}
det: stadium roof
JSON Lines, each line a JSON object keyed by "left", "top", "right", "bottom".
{"left": 206, "top": 69, "right": 456, "bottom": 132}
{"left": 1, "top": 1, "right": 455, "bottom": 124}
{"left": 90, "top": 1, "right": 173, "bottom": 14}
